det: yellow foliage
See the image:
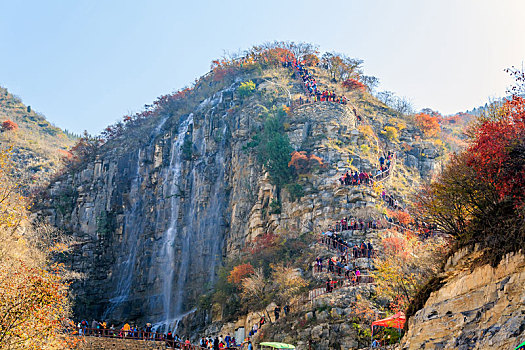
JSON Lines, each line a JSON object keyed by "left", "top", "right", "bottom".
{"left": 358, "top": 124, "right": 375, "bottom": 140}
{"left": 381, "top": 126, "right": 399, "bottom": 141}
{"left": 0, "top": 147, "right": 76, "bottom": 349}
{"left": 388, "top": 118, "right": 407, "bottom": 131}
{"left": 271, "top": 264, "right": 307, "bottom": 301}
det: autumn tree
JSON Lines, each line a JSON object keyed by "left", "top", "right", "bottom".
{"left": 1, "top": 119, "right": 18, "bottom": 132}
{"left": 372, "top": 230, "right": 447, "bottom": 312}
{"left": 237, "top": 80, "right": 256, "bottom": 99}
{"left": 288, "top": 151, "right": 325, "bottom": 175}
{"left": 415, "top": 113, "right": 441, "bottom": 137}
{"left": 240, "top": 268, "right": 266, "bottom": 302}
{"left": 228, "top": 263, "right": 255, "bottom": 284}
{"left": 342, "top": 78, "right": 366, "bottom": 92}
{"left": 321, "top": 52, "right": 362, "bottom": 82}
{"left": 0, "top": 147, "right": 76, "bottom": 349}
{"left": 415, "top": 70, "right": 525, "bottom": 265}
{"left": 271, "top": 264, "right": 307, "bottom": 303}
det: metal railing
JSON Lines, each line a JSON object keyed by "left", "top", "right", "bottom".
{"left": 76, "top": 328, "right": 240, "bottom": 350}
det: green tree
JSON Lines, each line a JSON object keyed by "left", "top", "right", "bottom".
{"left": 237, "top": 80, "right": 256, "bottom": 99}
{"left": 256, "top": 113, "right": 294, "bottom": 189}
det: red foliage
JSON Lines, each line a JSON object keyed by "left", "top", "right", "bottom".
{"left": 1, "top": 120, "right": 18, "bottom": 131}
{"left": 342, "top": 78, "right": 366, "bottom": 92}
{"left": 228, "top": 263, "right": 255, "bottom": 284}
{"left": 415, "top": 113, "right": 441, "bottom": 137}
{"left": 387, "top": 209, "right": 414, "bottom": 226}
{"left": 288, "top": 151, "right": 325, "bottom": 174}
{"left": 466, "top": 95, "right": 525, "bottom": 205}
{"left": 249, "top": 233, "right": 277, "bottom": 254}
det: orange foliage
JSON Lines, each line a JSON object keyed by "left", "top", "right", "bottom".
{"left": 415, "top": 113, "right": 441, "bottom": 137}
{"left": 303, "top": 53, "right": 320, "bottom": 66}
{"left": 228, "top": 263, "right": 255, "bottom": 284}
{"left": 387, "top": 209, "right": 414, "bottom": 226}
{"left": 342, "top": 78, "right": 366, "bottom": 92}
{"left": 288, "top": 151, "right": 325, "bottom": 174}
{"left": 57, "top": 149, "right": 73, "bottom": 160}
{"left": 1, "top": 119, "right": 18, "bottom": 131}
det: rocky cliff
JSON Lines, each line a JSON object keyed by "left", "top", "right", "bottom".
{"left": 402, "top": 248, "right": 525, "bottom": 350}
{"left": 37, "top": 64, "right": 441, "bottom": 331}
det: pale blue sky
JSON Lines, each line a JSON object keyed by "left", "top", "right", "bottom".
{"left": 1, "top": 0, "right": 524, "bottom": 134}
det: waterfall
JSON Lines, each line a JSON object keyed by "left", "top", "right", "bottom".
{"left": 155, "top": 113, "right": 194, "bottom": 331}
{"left": 102, "top": 116, "right": 168, "bottom": 320}
{"left": 155, "top": 94, "right": 230, "bottom": 333}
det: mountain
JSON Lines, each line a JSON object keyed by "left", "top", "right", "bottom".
{"left": 0, "top": 86, "right": 77, "bottom": 187}
{"left": 36, "top": 43, "right": 459, "bottom": 347}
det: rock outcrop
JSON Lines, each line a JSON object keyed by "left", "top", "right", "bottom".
{"left": 37, "top": 65, "right": 438, "bottom": 332}
{"left": 403, "top": 249, "right": 525, "bottom": 350}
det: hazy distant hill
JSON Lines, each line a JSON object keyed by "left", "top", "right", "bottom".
{"left": 0, "top": 86, "right": 77, "bottom": 187}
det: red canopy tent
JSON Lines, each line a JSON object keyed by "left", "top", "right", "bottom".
{"left": 372, "top": 311, "right": 406, "bottom": 329}
{"left": 371, "top": 312, "right": 406, "bottom": 346}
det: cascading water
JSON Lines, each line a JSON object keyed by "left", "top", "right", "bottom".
{"left": 154, "top": 92, "right": 230, "bottom": 332}
{"left": 155, "top": 113, "right": 194, "bottom": 331}
{"left": 101, "top": 88, "right": 232, "bottom": 330}
{"left": 102, "top": 116, "right": 168, "bottom": 320}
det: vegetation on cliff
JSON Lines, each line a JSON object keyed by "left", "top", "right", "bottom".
{"left": 0, "top": 148, "right": 78, "bottom": 349}
{"left": 0, "top": 87, "right": 77, "bottom": 188}
{"left": 405, "top": 68, "right": 525, "bottom": 327}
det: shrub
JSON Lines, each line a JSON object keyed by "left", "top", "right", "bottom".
{"left": 228, "top": 263, "right": 255, "bottom": 284}
{"left": 285, "top": 183, "right": 304, "bottom": 202}
{"left": 303, "top": 53, "right": 320, "bottom": 66}
{"left": 381, "top": 126, "right": 399, "bottom": 141}
{"left": 237, "top": 80, "right": 256, "bottom": 99}
{"left": 182, "top": 139, "right": 193, "bottom": 160}
{"left": 415, "top": 113, "right": 441, "bottom": 137}
{"left": 1, "top": 120, "right": 18, "bottom": 131}
{"left": 342, "top": 78, "right": 367, "bottom": 92}
{"left": 269, "top": 198, "right": 281, "bottom": 215}
{"left": 255, "top": 114, "right": 294, "bottom": 188}
{"left": 288, "top": 151, "right": 325, "bottom": 174}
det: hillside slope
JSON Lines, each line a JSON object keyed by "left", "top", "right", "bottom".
{"left": 0, "top": 86, "right": 76, "bottom": 186}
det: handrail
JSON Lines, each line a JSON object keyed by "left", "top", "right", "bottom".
{"left": 75, "top": 328, "right": 240, "bottom": 350}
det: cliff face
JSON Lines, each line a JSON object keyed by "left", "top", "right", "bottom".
{"left": 403, "top": 249, "right": 525, "bottom": 350}
{"left": 38, "top": 66, "right": 439, "bottom": 330}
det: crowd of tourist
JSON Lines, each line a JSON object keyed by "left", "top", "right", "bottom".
{"left": 199, "top": 335, "right": 239, "bottom": 349}
{"left": 338, "top": 152, "right": 396, "bottom": 188}
{"left": 329, "top": 217, "right": 386, "bottom": 233}
{"left": 320, "top": 232, "right": 375, "bottom": 259}
{"left": 283, "top": 60, "right": 349, "bottom": 105}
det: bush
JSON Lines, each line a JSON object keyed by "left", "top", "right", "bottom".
{"left": 285, "top": 183, "right": 304, "bottom": 202}
{"left": 1, "top": 120, "right": 18, "bottom": 131}
{"left": 237, "top": 80, "right": 256, "bottom": 99}
{"left": 342, "top": 78, "right": 367, "bottom": 92}
{"left": 381, "top": 126, "right": 398, "bottom": 141}
{"left": 255, "top": 113, "right": 294, "bottom": 188}
{"left": 415, "top": 113, "right": 441, "bottom": 137}
{"left": 269, "top": 198, "right": 281, "bottom": 214}
{"left": 182, "top": 139, "right": 193, "bottom": 160}
{"left": 288, "top": 151, "right": 325, "bottom": 175}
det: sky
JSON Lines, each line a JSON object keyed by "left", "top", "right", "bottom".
{"left": 1, "top": 0, "right": 524, "bottom": 134}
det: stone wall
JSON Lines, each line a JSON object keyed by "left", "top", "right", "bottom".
{"left": 402, "top": 250, "right": 525, "bottom": 350}
{"left": 79, "top": 336, "right": 167, "bottom": 350}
